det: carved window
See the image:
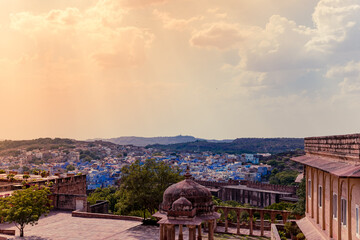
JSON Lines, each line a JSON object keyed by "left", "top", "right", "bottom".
{"left": 333, "top": 193, "right": 337, "bottom": 219}
{"left": 341, "top": 198, "right": 347, "bottom": 226}
{"left": 356, "top": 205, "right": 359, "bottom": 235}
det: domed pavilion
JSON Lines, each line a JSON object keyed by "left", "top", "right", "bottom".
{"left": 153, "top": 167, "right": 220, "bottom": 240}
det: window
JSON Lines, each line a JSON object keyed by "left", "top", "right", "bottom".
{"left": 319, "top": 186, "right": 322, "bottom": 207}
{"left": 308, "top": 180, "right": 311, "bottom": 198}
{"left": 341, "top": 198, "right": 347, "bottom": 226}
{"left": 333, "top": 193, "right": 337, "bottom": 218}
{"left": 356, "top": 205, "right": 359, "bottom": 235}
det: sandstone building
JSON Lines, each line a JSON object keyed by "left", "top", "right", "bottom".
{"left": 292, "top": 133, "right": 360, "bottom": 240}
{"left": 0, "top": 173, "right": 87, "bottom": 211}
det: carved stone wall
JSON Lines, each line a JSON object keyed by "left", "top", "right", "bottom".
{"left": 305, "top": 134, "right": 360, "bottom": 161}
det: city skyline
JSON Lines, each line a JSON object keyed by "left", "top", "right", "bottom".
{"left": 1, "top": 0, "right": 360, "bottom": 140}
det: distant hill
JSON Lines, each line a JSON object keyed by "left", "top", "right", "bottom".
{"left": 147, "top": 138, "right": 304, "bottom": 154}
{"left": 90, "top": 135, "right": 202, "bottom": 147}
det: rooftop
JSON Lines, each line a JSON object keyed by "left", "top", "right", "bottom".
{"left": 292, "top": 133, "right": 360, "bottom": 177}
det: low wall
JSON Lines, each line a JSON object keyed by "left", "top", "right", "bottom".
{"left": 72, "top": 210, "right": 143, "bottom": 222}
{"left": 246, "top": 182, "right": 297, "bottom": 194}
{"left": 89, "top": 200, "right": 109, "bottom": 214}
{"left": 305, "top": 134, "right": 360, "bottom": 161}
{"left": 0, "top": 229, "right": 15, "bottom": 235}
{"left": 271, "top": 224, "right": 282, "bottom": 240}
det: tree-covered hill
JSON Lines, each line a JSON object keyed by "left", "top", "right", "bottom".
{"left": 147, "top": 138, "right": 304, "bottom": 154}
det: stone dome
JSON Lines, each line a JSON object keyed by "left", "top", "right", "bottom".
{"left": 171, "top": 196, "right": 193, "bottom": 211}
{"left": 160, "top": 167, "right": 213, "bottom": 215}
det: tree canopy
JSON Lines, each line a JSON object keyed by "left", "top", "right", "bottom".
{"left": 0, "top": 186, "right": 52, "bottom": 237}
{"left": 88, "top": 159, "right": 184, "bottom": 220}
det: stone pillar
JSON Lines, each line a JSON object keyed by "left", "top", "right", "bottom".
{"left": 249, "top": 209, "right": 253, "bottom": 236}
{"left": 260, "top": 211, "right": 264, "bottom": 237}
{"left": 329, "top": 174, "right": 333, "bottom": 238}
{"left": 208, "top": 220, "right": 214, "bottom": 240}
{"left": 160, "top": 224, "right": 164, "bottom": 240}
{"left": 172, "top": 225, "right": 175, "bottom": 240}
{"left": 236, "top": 210, "right": 240, "bottom": 235}
{"left": 188, "top": 225, "right": 196, "bottom": 240}
{"left": 166, "top": 225, "right": 173, "bottom": 240}
{"left": 270, "top": 212, "right": 275, "bottom": 224}
{"left": 224, "top": 209, "right": 229, "bottom": 233}
{"left": 178, "top": 225, "right": 183, "bottom": 240}
{"left": 282, "top": 213, "right": 288, "bottom": 224}
{"left": 197, "top": 225, "right": 202, "bottom": 240}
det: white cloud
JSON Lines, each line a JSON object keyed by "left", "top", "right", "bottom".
{"left": 307, "top": 0, "right": 360, "bottom": 53}
{"left": 327, "top": 61, "right": 360, "bottom": 94}
{"left": 190, "top": 22, "right": 249, "bottom": 50}
{"left": 153, "top": 9, "right": 203, "bottom": 31}
{"left": 9, "top": 0, "right": 154, "bottom": 69}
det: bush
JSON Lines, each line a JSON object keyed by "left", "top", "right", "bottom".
{"left": 296, "top": 233, "right": 305, "bottom": 240}
{"left": 0, "top": 169, "right": 5, "bottom": 174}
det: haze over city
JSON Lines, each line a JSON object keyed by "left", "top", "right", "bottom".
{"left": 0, "top": 0, "right": 360, "bottom": 140}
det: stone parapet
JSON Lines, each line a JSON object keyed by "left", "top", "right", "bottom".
{"left": 305, "top": 133, "right": 360, "bottom": 161}
{"left": 72, "top": 210, "right": 143, "bottom": 222}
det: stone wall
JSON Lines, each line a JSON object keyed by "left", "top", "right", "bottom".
{"left": 51, "top": 174, "right": 87, "bottom": 211}
{"left": 196, "top": 179, "right": 297, "bottom": 194}
{"left": 246, "top": 182, "right": 297, "bottom": 194}
{"left": 305, "top": 134, "right": 360, "bottom": 161}
{"left": 89, "top": 200, "right": 109, "bottom": 214}
{"left": 194, "top": 180, "right": 238, "bottom": 187}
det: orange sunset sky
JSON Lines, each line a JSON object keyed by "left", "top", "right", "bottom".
{"left": 0, "top": 0, "right": 360, "bottom": 140}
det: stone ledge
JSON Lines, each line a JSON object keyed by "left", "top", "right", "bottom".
{"left": 71, "top": 210, "right": 143, "bottom": 222}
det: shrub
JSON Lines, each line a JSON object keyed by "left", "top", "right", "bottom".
{"left": 296, "top": 233, "right": 305, "bottom": 240}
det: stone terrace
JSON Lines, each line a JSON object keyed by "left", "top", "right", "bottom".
{"left": 0, "top": 211, "right": 269, "bottom": 240}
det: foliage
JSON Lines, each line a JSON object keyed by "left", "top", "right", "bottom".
{"left": 117, "top": 159, "right": 183, "bottom": 219}
{"left": 66, "top": 164, "right": 75, "bottom": 172}
{"left": 0, "top": 186, "right": 53, "bottom": 237}
{"left": 0, "top": 169, "right": 5, "bottom": 174}
{"left": 284, "top": 222, "right": 301, "bottom": 237}
{"left": 293, "top": 178, "right": 306, "bottom": 216}
{"left": 147, "top": 138, "right": 304, "bottom": 154}
{"left": 40, "top": 171, "right": 47, "bottom": 178}
{"left": 0, "top": 138, "right": 75, "bottom": 152}
{"left": 296, "top": 233, "right": 305, "bottom": 240}
{"left": 88, "top": 187, "right": 121, "bottom": 213}
{"left": 79, "top": 150, "right": 100, "bottom": 161}
{"left": 7, "top": 174, "right": 15, "bottom": 181}
{"left": 23, "top": 175, "right": 30, "bottom": 179}
{"left": 269, "top": 170, "right": 298, "bottom": 186}
{"left": 265, "top": 202, "right": 295, "bottom": 211}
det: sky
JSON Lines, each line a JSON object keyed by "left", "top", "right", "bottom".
{"left": 0, "top": 0, "right": 360, "bottom": 140}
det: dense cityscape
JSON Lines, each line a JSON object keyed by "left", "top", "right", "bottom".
{"left": 0, "top": 138, "right": 283, "bottom": 190}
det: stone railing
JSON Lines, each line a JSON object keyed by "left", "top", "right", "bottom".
{"left": 72, "top": 210, "right": 143, "bottom": 222}
{"left": 246, "top": 182, "right": 298, "bottom": 194}
{"left": 214, "top": 206, "right": 292, "bottom": 237}
{"left": 305, "top": 134, "right": 360, "bottom": 161}
{"left": 194, "top": 180, "right": 238, "bottom": 188}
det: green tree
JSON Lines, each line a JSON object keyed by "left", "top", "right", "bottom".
{"left": 269, "top": 170, "right": 298, "bottom": 185}
{"left": 1, "top": 186, "right": 52, "bottom": 237}
{"left": 293, "top": 177, "right": 306, "bottom": 216}
{"left": 118, "top": 159, "right": 183, "bottom": 220}
{"left": 66, "top": 164, "right": 75, "bottom": 172}
{"left": 88, "top": 187, "right": 120, "bottom": 213}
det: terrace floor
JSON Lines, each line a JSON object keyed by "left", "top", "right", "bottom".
{"left": 0, "top": 211, "right": 269, "bottom": 240}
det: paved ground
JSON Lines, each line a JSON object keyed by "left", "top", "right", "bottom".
{"left": 0, "top": 211, "right": 269, "bottom": 240}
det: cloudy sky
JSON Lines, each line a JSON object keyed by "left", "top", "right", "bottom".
{"left": 0, "top": 0, "right": 360, "bottom": 140}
